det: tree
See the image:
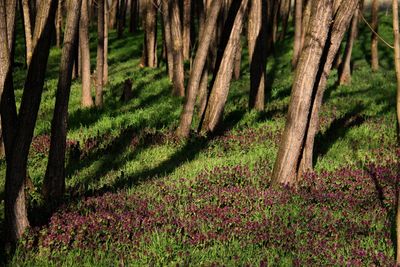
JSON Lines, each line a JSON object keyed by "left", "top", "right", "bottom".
{"left": 291, "top": 0, "right": 303, "bottom": 68}
{"left": 141, "top": 0, "right": 157, "bottom": 67}
{"left": 42, "top": 0, "right": 82, "bottom": 203}
{"left": 21, "top": 0, "right": 33, "bottom": 66}
{"left": 182, "top": 0, "right": 191, "bottom": 61}
{"left": 272, "top": 0, "right": 358, "bottom": 186}
{"left": 80, "top": 0, "right": 94, "bottom": 107}
{"left": 161, "top": 0, "right": 174, "bottom": 80}
{"left": 176, "top": 0, "right": 222, "bottom": 138}
{"left": 96, "top": 0, "right": 105, "bottom": 107}
{"left": 371, "top": 0, "right": 379, "bottom": 71}
{"left": 4, "top": 0, "right": 58, "bottom": 242}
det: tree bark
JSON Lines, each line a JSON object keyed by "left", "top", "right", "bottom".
{"left": 4, "top": 0, "right": 57, "bottom": 243}
{"left": 170, "top": 0, "right": 185, "bottom": 97}
{"left": 161, "top": 0, "right": 174, "bottom": 80}
{"left": 248, "top": 0, "right": 267, "bottom": 111}
{"left": 271, "top": 0, "right": 333, "bottom": 186}
{"left": 176, "top": 0, "right": 222, "bottom": 138}
{"left": 371, "top": 0, "right": 379, "bottom": 71}
{"left": 80, "top": 0, "right": 93, "bottom": 107}
{"left": 21, "top": 0, "right": 33, "bottom": 66}
{"left": 338, "top": 9, "right": 358, "bottom": 85}
{"left": 298, "top": 0, "right": 359, "bottom": 177}
{"left": 104, "top": 0, "right": 108, "bottom": 85}
{"left": 95, "top": 0, "right": 104, "bottom": 107}
{"left": 142, "top": 0, "right": 157, "bottom": 67}
{"left": 200, "top": 0, "right": 248, "bottom": 134}
{"left": 233, "top": 39, "right": 242, "bottom": 80}
{"left": 55, "top": 0, "right": 62, "bottom": 48}
{"left": 43, "top": 0, "right": 81, "bottom": 203}
{"left": 291, "top": 0, "right": 303, "bottom": 68}
{"left": 182, "top": 0, "right": 191, "bottom": 60}
{"left": 109, "top": 0, "right": 118, "bottom": 28}
{"left": 129, "top": 0, "right": 138, "bottom": 33}
{"left": 117, "top": 0, "right": 126, "bottom": 38}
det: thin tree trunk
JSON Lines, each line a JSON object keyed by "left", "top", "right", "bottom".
{"left": 176, "top": 0, "right": 222, "bottom": 138}
{"left": 298, "top": 0, "right": 359, "bottom": 177}
{"left": 130, "top": 0, "right": 138, "bottom": 33}
{"left": 80, "top": 0, "right": 93, "bottom": 107}
{"left": 109, "top": 0, "right": 118, "bottom": 28}
{"left": 43, "top": 0, "right": 81, "bottom": 203}
{"left": 248, "top": 0, "right": 267, "bottom": 111}
{"left": 22, "top": 0, "right": 33, "bottom": 66}
{"left": 233, "top": 39, "right": 242, "bottom": 80}
{"left": 104, "top": 0, "right": 108, "bottom": 85}
{"left": 338, "top": 9, "right": 358, "bottom": 85}
{"left": 182, "top": 0, "right": 191, "bottom": 60}
{"left": 95, "top": 0, "right": 104, "bottom": 107}
{"left": 5, "top": 0, "right": 58, "bottom": 243}
{"left": 55, "top": 0, "right": 62, "bottom": 48}
{"left": 200, "top": 0, "right": 248, "bottom": 134}
{"left": 371, "top": 0, "right": 379, "bottom": 71}
{"left": 117, "top": 0, "right": 126, "bottom": 38}
{"left": 291, "top": 0, "right": 303, "bottom": 68}
{"left": 271, "top": 0, "right": 333, "bottom": 186}
{"left": 161, "top": 0, "right": 174, "bottom": 80}
{"left": 170, "top": 0, "right": 185, "bottom": 97}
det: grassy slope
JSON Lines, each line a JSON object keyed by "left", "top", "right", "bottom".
{"left": 0, "top": 11, "right": 398, "bottom": 266}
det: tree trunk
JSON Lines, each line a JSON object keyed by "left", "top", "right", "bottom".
{"left": 176, "top": 0, "right": 222, "bottom": 138}
{"left": 21, "top": 0, "right": 33, "bottom": 66}
{"left": 170, "top": 0, "right": 185, "bottom": 97}
{"left": 109, "top": 0, "right": 118, "bottom": 28}
{"left": 291, "top": 0, "right": 303, "bottom": 68}
{"left": 43, "top": 0, "right": 81, "bottom": 203}
{"left": 103, "top": 0, "right": 108, "bottom": 85}
{"left": 248, "top": 0, "right": 267, "bottom": 111}
{"left": 298, "top": 0, "right": 359, "bottom": 177}
{"left": 129, "top": 0, "right": 138, "bottom": 33}
{"left": 271, "top": 0, "right": 333, "bottom": 186}
{"left": 80, "top": 0, "right": 93, "bottom": 107}
{"left": 161, "top": 0, "right": 174, "bottom": 80}
{"left": 371, "top": 0, "right": 379, "bottom": 71}
{"left": 300, "top": 0, "right": 311, "bottom": 55}
{"left": 117, "top": 0, "right": 126, "bottom": 38}
{"left": 233, "top": 39, "right": 242, "bottom": 80}
{"left": 4, "top": 0, "right": 57, "bottom": 243}
{"left": 182, "top": 0, "right": 191, "bottom": 60}
{"left": 200, "top": 0, "right": 248, "bottom": 134}
{"left": 142, "top": 0, "right": 157, "bottom": 67}
{"left": 95, "top": 0, "right": 104, "bottom": 107}
{"left": 55, "top": 0, "right": 62, "bottom": 48}
{"left": 278, "top": 0, "right": 291, "bottom": 41}
{"left": 338, "top": 9, "right": 358, "bottom": 85}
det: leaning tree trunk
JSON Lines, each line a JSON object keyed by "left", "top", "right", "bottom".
{"left": 200, "top": 0, "right": 248, "bottom": 134}
{"left": 371, "top": 0, "right": 379, "bottom": 71}
{"left": 80, "top": 0, "right": 93, "bottom": 107}
{"left": 298, "top": 0, "right": 359, "bottom": 177}
{"left": 176, "top": 0, "right": 222, "bottom": 138}
{"left": 95, "top": 0, "right": 104, "bottom": 107}
{"left": 271, "top": 0, "right": 333, "bottom": 186}
{"left": 338, "top": 9, "right": 358, "bottom": 85}
{"left": 21, "top": 0, "right": 33, "bottom": 66}
{"left": 142, "top": 0, "right": 157, "bottom": 67}
{"left": 4, "top": 0, "right": 58, "bottom": 243}
{"left": 170, "top": 0, "right": 185, "bottom": 97}
{"left": 43, "top": 0, "right": 81, "bottom": 204}
{"left": 291, "top": 0, "right": 303, "bottom": 68}
{"left": 248, "top": 0, "right": 267, "bottom": 111}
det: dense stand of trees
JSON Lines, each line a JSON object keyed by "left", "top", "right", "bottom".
{"left": 1, "top": 0, "right": 400, "bottom": 261}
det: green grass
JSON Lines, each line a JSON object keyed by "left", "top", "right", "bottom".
{"left": 0, "top": 11, "right": 398, "bottom": 266}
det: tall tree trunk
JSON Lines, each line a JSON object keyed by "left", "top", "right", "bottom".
{"left": 170, "top": 0, "right": 185, "bottom": 97}
{"left": 142, "top": 0, "right": 157, "bottom": 67}
{"left": 55, "top": 0, "right": 62, "bottom": 48}
{"left": 4, "top": 0, "right": 58, "bottom": 243}
{"left": 117, "top": 0, "right": 126, "bottom": 38}
{"left": 300, "top": 0, "right": 311, "bottom": 55}
{"left": 291, "top": 0, "right": 303, "bottom": 68}
{"left": 371, "top": 0, "right": 379, "bottom": 71}
{"left": 233, "top": 39, "right": 242, "bottom": 80}
{"left": 43, "top": 0, "right": 81, "bottom": 203}
{"left": 103, "top": 0, "right": 108, "bottom": 85}
{"left": 21, "top": 0, "right": 33, "bottom": 66}
{"left": 182, "top": 0, "right": 191, "bottom": 60}
{"left": 109, "top": 0, "right": 118, "bottom": 28}
{"left": 95, "top": 0, "right": 104, "bottom": 107}
{"left": 279, "top": 0, "right": 291, "bottom": 41}
{"left": 271, "top": 0, "right": 333, "bottom": 186}
{"left": 298, "top": 0, "right": 359, "bottom": 177}
{"left": 176, "top": 0, "right": 222, "bottom": 138}
{"left": 248, "top": 0, "right": 267, "bottom": 111}
{"left": 200, "top": 0, "right": 248, "bottom": 134}
{"left": 80, "top": 0, "right": 93, "bottom": 107}
{"left": 129, "top": 0, "right": 138, "bottom": 33}
{"left": 161, "top": 0, "right": 174, "bottom": 80}
{"left": 338, "top": 9, "right": 358, "bottom": 85}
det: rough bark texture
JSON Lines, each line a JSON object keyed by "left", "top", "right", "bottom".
{"left": 298, "top": 0, "right": 359, "bottom": 177}
{"left": 338, "top": 9, "right": 358, "bottom": 85}
{"left": 96, "top": 0, "right": 104, "bottom": 107}
{"left": 248, "top": 0, "right": 267, "bottom": 111}
{"left": 22, "top": 0, "right": 33, "bottom": 66}
{"left": 142, "top": 0, "right": 157, "bottom": 67}
{"left": 170, "top": 0, "right": 185, "bottom": 97}
{"left": 80, "top": 0, "right": 93, "bottom": 107}
{"left": 200, "top": 0, "right": 248, "bottom": 134}
{"left": 43, "top": 0, "right": 81, "bottom": 203}
{"left": 271, "top": 0, "right": 333, "bottom": 186}
{"left": 5, "top": 0, "right": 58, "bottom": 243}
{"left": 291, "top": 0, "right": 303, "bottom": 68}
{"left": 176, "top": 0, "right": 222, "bottom": 138}
{"left": 371, "top": 0, "right": 379, "bottom": 71}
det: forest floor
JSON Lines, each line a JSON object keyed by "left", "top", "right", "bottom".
{"left": 0, "top": 12, "right": 399, "bottom": 266}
